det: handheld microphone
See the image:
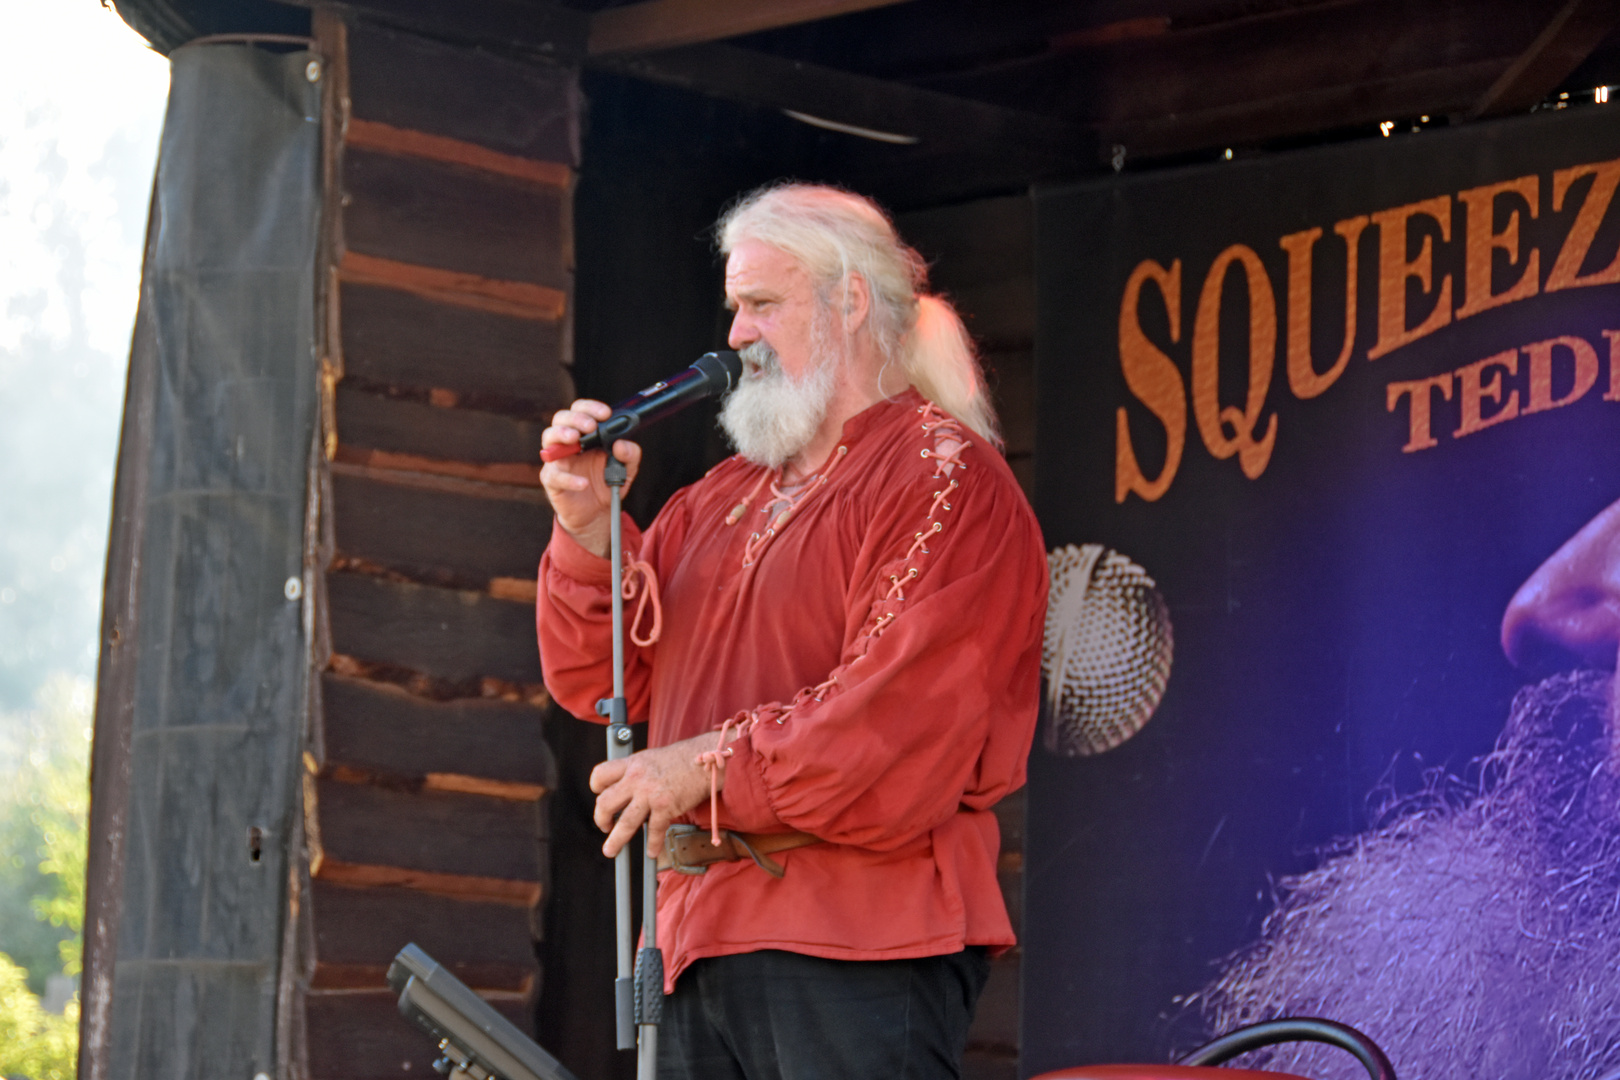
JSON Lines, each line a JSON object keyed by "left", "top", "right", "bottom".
{"left": 541, "top": 350, "right": 743, "bottom": 463}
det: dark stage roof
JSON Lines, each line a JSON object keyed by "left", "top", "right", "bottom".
{"left": 112, "top": 0, "right": 1620, "bottom": 194}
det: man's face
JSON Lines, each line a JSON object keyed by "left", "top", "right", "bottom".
{"left": 724, "top": 240, "right": 821, "bottom": 382}
{"left": 1503, "top": 498, "right": 1620, "bottom": 671}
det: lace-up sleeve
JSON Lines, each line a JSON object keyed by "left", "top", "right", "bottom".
{"left": 711, "top": 420, "right": 1048, "bottom": 851}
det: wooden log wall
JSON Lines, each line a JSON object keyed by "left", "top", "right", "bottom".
{"left": 298, "top": 12, "right": 578, "bottom": 1077}
{"left": 899, "top": 194, "right": 1035, "bottom": 1080}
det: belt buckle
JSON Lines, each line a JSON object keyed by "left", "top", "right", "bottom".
{"left": 664, "top": 823, "right": 709, "bottom": 875}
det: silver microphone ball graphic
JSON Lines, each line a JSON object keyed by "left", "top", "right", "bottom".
{"left": 1042, "top": 544, "right": 1174, "bottom": 757}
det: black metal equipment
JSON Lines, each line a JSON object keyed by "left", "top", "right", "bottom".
{"left": 388, "top": 944, "right": 580, "bottom": 1080}
{"left": 1178, "top": 1018, "right": 1396, "bottom": 1080}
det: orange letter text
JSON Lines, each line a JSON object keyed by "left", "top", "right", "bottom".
{"left": 1116, "top": 259, "right": 1186, "bottom": 503}
{"left": 1369, "top": 196, "right": 1453, "bottom": 360}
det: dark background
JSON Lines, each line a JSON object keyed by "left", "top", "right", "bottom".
{"left": 1025, "top": 103, "right": 1620, "bottom": 1073}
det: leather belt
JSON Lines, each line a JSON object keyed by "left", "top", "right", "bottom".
{"left": 657, "top": 823, "right": 821, "bottom": 879}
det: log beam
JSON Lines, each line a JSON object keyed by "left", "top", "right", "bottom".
{"left": 1467, "top": 0, "right": 1620, "bottom": 119}
{"left": 594, "top": 42, "right": 1090, "bottom": 162}
{"left": 589, "top": 0, "right": 915, "bottom": 57}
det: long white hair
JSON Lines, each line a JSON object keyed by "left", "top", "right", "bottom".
{"left": 716, "top": 183, "right": 1002, "bottom": 447}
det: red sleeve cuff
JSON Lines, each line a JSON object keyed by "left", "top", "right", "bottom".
{"left": 716, "top": 733, "right": 785, "bottom": 834}
{"left": 545, "top": 517, "right": 624, "bottom": 587}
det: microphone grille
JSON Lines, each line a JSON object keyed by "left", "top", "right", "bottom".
{"left": 1042, "top": 543, "right": 1174, "bottom": 757}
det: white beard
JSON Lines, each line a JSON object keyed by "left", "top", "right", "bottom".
{"left": 718, "top": 333, "right": 839, "bottom": 470}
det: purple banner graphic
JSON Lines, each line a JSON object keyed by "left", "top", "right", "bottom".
{"left": 1027, "top": 105, "right": 1620, "bottom": 1080}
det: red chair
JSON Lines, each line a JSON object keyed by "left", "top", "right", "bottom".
{"left": 1031, "top": 1018, "right": 1395, "bottom": 1080}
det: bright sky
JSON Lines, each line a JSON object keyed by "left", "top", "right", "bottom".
{"left": 0, "top": 1, "right": 169, "bottom": 711}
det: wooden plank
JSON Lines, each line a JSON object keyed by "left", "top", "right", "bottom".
{"left": 330, "top": 469, "right": 550, "bottom": 584}
{"left": 1106, "top": 58, "right": 1507, "bottom": 160}
{"left": 589, "top": 0, "right": 916, "bottom": 57}
{"left": 339, "top": 252, "right": 566, "bottom": 323}
{"left": 339, "top": 282, "right": 572, "bottom": 402}
{"left": 342, "top": 149, "right": 571, "bottom": 291}
{"left": 321, "top": 673, "right": 555, "bottom": 789}
{"left": 314, "top": 859, "right": 541, "bottom": 906}
{"left": 314, "top": 775, "right": 544, "bottom": 882}
{"left": 332, "top": 447, "right": 542, "bottom": 490}
{"left": 344, "top": 11, "right": 585, "bottom": 148}
{"left": 594, "top": 42, "right": 1091, "bottom": 161}
{"left": 326, "top": 571, "right": 544, "bottom": 686}
{"left": 304, "top": 989, "right": 532, "bottom": 1080}
{"left": 335, "top": 384, "right": 550, "bottom": 467}
{"left": 1467, "top": 0, "right": 1620, "bottom": 118}
{"left": 309, "top": 878, "right": 536, "bottom": 974}
{"left": 347, "top": 119, "right": 570, "bottom": 190}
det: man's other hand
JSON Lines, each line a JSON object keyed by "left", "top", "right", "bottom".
{"left": 540, "top": 398, "right": 643, "bottom": 557}
{"left": 590, "top": 732, "right": 724, "bottom": 859}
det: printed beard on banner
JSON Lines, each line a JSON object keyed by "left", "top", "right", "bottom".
{"left": 1026, "top": 102, "right": 1620, "bottom": 1080}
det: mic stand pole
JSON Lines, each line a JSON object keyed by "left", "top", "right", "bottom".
{"left": 595, "top": 452, "right": 661, "bottom": 1080}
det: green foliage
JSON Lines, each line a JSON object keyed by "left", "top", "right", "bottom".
{"left": 0, "top": 951, "right": 78, "bottom": 1079}
{"left": 0, "top": 673, "right": 89, "bottom": 1069}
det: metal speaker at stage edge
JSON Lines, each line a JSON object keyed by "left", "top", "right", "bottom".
{"left": 1042, "top": 543, "right": 1174, "bottom": 757}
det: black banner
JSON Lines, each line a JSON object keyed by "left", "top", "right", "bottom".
{"left": 1027, "top": 105, "right": 1620, "bottom": 1080}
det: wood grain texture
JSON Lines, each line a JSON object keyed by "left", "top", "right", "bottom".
{"left": 338, "top": 281, "right": 573, "bottom": 400}
{"left": 335, "top": 385, "right": 550, "bottom": 466}
{"left": 347, "top": 119, "right": 571, "bottom": 189}
{"left": 309, "top": 877, "right": 537, "bottom": 972}
{"left": 594, "top": 42, "right": 1089, "bottom": 163}
{"left": 339, "top": 252, "right": 566, "bottom": 323}
{"left": 314, "top": 775, "right": 544, "bottom": 883}
{"left": 330, "top": 468, "right": 550, "bottom": 584}
{"left": 326, "top": 571, "right": 544, "bottom": 686}
{"left": 321, "top": 673, "right": 555, "bottom": 789}
{"left": 313, "top": 860, "right": 542, "bottom": 906}
{"left": 304, "top": 989, "right": 532, "bottom": 1080}
{"left": 346, "top": 17, "right": 583, "bottom": 162}
{"left": 331, "top": 448, "right": 543, "bottom": 491}
{"left": 589, "top": 0, "right": 916, "bottom": 56}
{"left": 1468, "top": 0, "right": 1620, "bottom": 118}
{"left": 342, "top": 149, "right": 571, "bottom": 291}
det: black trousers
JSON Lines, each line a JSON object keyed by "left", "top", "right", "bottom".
{"left": 656, "top": 948, "right": 991, "bottom": 1080}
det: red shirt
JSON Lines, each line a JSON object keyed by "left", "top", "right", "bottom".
{"left": 538, "top": 390, "right": 1047, "bottom": 989}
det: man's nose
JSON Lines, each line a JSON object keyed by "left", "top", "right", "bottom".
{"left": 1502, "top": 498, "right": 1620, "bottom": 670}
{"left": 727, "top": 311, "right": 757, "bottom": 351}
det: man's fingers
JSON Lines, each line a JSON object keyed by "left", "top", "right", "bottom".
{"left": 592, "top": 780, "right": 634, "bottom": 836}
{"left": 589, "top": 757, "right": 628, "bottom": 795}
{"left": 602, "top": 796, "right": 648, "bottom": 858}
{"left": 571, "top": 398, "right": 613, "bottom": 420}
{"left": 645, "top": 805, "right": 678, "bottom": 858}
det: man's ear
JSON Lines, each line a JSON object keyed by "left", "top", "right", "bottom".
{"left": 842, "top": 272, "right": 872, "bottom": 332}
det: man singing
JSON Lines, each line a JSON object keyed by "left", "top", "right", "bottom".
{"left": 536, "top": 183, "right": 1047, "bottom": 1079}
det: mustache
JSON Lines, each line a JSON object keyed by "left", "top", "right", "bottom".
{"left": 738, "top": 341, "right": 781, "bottom": 379}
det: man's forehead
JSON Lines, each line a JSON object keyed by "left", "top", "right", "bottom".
{"left": 724, "top": 241, "right": 809, "bottom": 295}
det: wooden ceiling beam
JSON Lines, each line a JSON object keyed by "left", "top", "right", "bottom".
{"left": 592, "top": 42, "right": 1093, "bottom": 163}
{"left": 588, "top": 0, "right": 916, "bottom": 58}
{"left": 284, "top": 0, "right": 592, "bottom": 63}
{"left": 1466, "top": 0, "right": 1620, "bottom": 119}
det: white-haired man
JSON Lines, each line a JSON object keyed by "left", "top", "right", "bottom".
{"left": 537, "top": 184, "right": 1047, "bottom": 1079}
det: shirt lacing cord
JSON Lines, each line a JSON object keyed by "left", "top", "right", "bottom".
{"left": 693, "top": 671, "right": 840, "bottom": 845}
{"left": 622, "top": 556, "right": 663, "bottom": 647}
{"left": 865, "top": 405, "right": 970, "bottom": 629}
{"left": 730, "top": 446, "right": 850, "bottom": 568}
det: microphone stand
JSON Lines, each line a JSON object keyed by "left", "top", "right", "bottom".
{"left": 595, "top": 451, "right": 662, "bottom": 1080}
